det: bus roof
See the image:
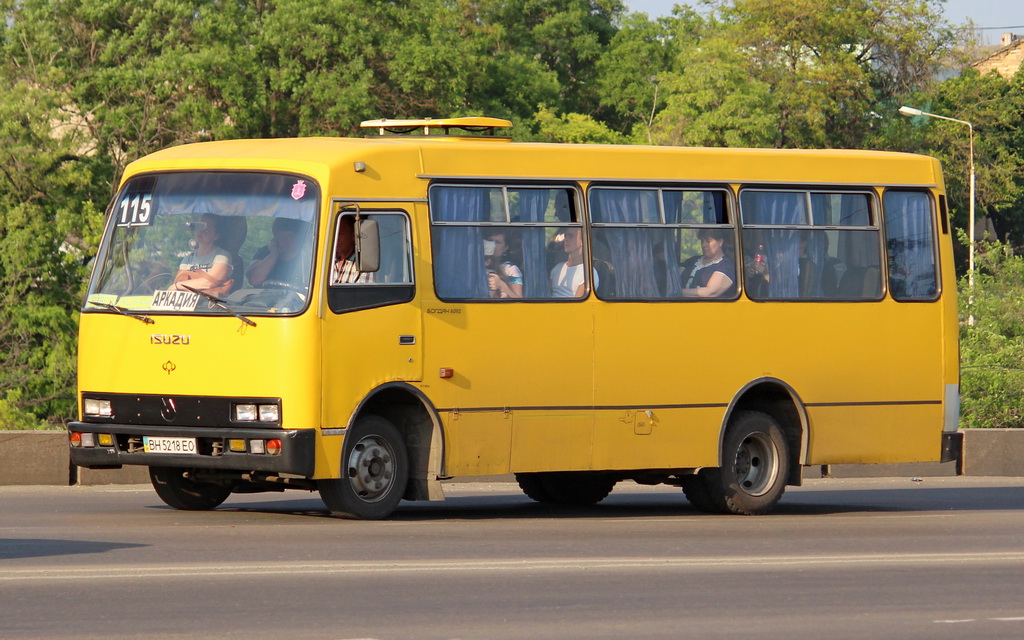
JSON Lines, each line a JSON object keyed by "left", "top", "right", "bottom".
{"left": 123, "top": 136, "right": 944, "bottom": 192}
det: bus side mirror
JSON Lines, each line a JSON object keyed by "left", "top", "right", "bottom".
{"left": 355, "top": 218, "right": 380, "bottom": 273}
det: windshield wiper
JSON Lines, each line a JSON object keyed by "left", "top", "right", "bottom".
{"left": 181, "top": 285, "right": 257, "bottom": 327}
{"left": 88, "top": 301, "right": 155, "bottom": 325}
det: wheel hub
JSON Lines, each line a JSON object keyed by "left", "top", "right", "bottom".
{"left": 347, "top": 436, "right": 396, "bottom": 502}
{"left": 733, "top": 432, "right": 779, "bottom": 497}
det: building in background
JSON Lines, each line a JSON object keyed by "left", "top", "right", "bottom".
{"left": 973, "top": 32, "right": 1024, "bottom": 78}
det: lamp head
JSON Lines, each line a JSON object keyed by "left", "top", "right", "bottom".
{"left": 898, "top": 106, "right": 923, "bottom": 117}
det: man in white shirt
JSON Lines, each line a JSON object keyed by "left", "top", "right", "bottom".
{"left": 549, "top": 226, "right": 596, "bottom": 297}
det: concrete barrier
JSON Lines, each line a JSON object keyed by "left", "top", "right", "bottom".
{"left": 0, "top": 431, "right": 147, "bottom": 486}
{"left": 961, "top": 428, "right": 1024, "bottom": 476}
{"left": 0, "top": 431, "right": 71, "bottom": 486}
{"left": 1, "top": 429, "right": 1022, "bottom": 486}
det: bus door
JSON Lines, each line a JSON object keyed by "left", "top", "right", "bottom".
{"left": 322, "top": 207, "right": 421, "bottom": 433}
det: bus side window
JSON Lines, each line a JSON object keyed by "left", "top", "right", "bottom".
{"left": 741, "top": 190, "right": 881, "bottom": 301}
{"left": 884, "top": 191, "right": 938, "bottom": 300}
{"left": 326, "top": 212, "right": 414, "bottom": 314}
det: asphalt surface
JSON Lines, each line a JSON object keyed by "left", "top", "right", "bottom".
{"left": 2, "top": 476, "right": 1024, "bottom": 639}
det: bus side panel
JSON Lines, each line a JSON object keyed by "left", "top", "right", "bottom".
{"left": 320, "top": 302, "right": 424, "bottom": 479}
{"left": 592, "top": 295, "right": 946, "bottom": 470}
{"left": 593, "top": 301, "right": 762, "bottom": 472}
{"left": 804, "top": 404, "right": 944, "bottom": 464}
{"left": 442, "top": 411, "right": 512, "bottom": 476}
{"left": 422, "top": 302, "right": 596, "bottom": 477}
{"left": 511, "top": 411, "right": 594, "bottom": 472}
{"left": 591, "top": 407, "right": 722, "bottom": 470}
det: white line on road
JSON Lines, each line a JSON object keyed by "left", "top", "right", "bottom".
{"left": 4, "top": 551, "right": 1024, "bottom": 582}
{"left": 935, "top": 617, "right": 1024, "bottom": 624}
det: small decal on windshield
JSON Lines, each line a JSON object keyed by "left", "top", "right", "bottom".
{"left": 150, "top": 290, "right": 200, "bottom": 311}
{"left": 291, "top": 180, "right": 307, "bottom": 200}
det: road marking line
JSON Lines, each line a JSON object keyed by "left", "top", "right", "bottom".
{"left": 3, "top": 551, "right": 1024, "bottom": 582}
{"left": 935, "top": 617, "right": 1024, "bottom": 624}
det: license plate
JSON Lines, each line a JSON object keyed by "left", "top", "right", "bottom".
{"left": 143, "top": 436, "right": 197, "bottom": 454}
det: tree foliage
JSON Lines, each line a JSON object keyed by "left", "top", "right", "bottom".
{"left": 959, "top": 239, "right": 1024, "bottom": 429}
{"left": 632, "top": 0, "right": 961, "bottom": 149}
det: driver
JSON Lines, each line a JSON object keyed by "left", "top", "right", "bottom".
{"left": 246, "top": 218, "right": 309, "bottom": 288}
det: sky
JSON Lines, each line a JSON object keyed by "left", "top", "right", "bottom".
{"left": 624, "top": 0, "right": 1024, "bottom": 45}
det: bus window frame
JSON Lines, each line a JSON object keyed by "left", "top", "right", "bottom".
{"left": 427, "top": 181, "right": 591, "bottom": 303}
{"left": 738, "top": 186, "right": 886, "bottom": 303}
{"left": 326, "top": 207, "right": 416, "bottom": 315}
{"left": 586, "top": 183, "right": 739, "bottom": 302}
{"left": 881, "top": 187, "right": 942, "bottom": 303}
{"left": 85, "top": 169, "right": 323, "bottom": 318}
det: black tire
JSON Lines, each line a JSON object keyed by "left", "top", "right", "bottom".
{"left": 515, "top": 472, "right": 555, "bottom": 503}
{"left": 680, "top": 472, "right": 721, "bottom": 513}
{"left": 544, "top": 472, "right": 616, "bottom": 505}
{"left": 318, "top": 416, "right": 409, "bottom": 519}
{"left": 149, "top": 467, "right": 232, "bottom": 511}
{"left": 517, "top": 472, "right": 615, "bottom": 506}
{"left": 702, "top": 410, "right": 790, "bottom": 515}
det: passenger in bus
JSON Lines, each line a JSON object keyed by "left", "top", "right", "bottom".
{"left": 484, "top": 231, "right": 523, "bottom": 298}
{"left": 171, "top": 213, "right": 234, "bottom": 294}
{"left": 246, "top": 218, "right": 309, "bottom": 288}
{"left": 550, "top": 226, "right": 597, "bottom": 297}
{"left": 743, "top": 232, "right": 771, "bottom": 298}
{"left": 331, "top": 216, "right": 373, "bottom": 284}
{"left": 680, "top": 228, "right": 735, "bottom": 297}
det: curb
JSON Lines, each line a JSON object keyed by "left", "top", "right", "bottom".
{"left": 1, "top": 429, "right": 1022, "bottom": 486}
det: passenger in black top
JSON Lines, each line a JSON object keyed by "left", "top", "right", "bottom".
{"left": 681, "top": 228, "right": 736, "bottom": 297}
{"left": 246, "top": 218, "right": 308, "bottom": 288}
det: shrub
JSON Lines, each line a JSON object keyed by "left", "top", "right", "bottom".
{"left": 959, "top": 239, "right": 1024, "bottom": 428}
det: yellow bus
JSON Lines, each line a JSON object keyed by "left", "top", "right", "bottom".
{"left": 70, "top": 117, "right": 959, "bottom": 518}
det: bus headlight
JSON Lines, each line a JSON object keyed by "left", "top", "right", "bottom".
{"left": 83, "top": 398, "right": 113, "bottom": 417}
{"left": 258, "top": 404, "right": 280, "bottom": 423}
{"left": 234, "top": 404, "right": 258, "bottom": 421}
{"left": 233, "top": 402, "right": 280, "bottom": 423}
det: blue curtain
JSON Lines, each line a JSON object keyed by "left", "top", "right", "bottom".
{"left": 516, "top": 189, "right": 552, "bottom": 297}
{"left": 431, "top": 187, "right": 489, "bottom": 298}
{"left": 591, "top": 191, "right": 662, "bottom": 298}
{"left": 744, "top": 192, "right": 803, "bottom": 298}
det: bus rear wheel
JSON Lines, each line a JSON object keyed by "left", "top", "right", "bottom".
{"left": 702, "top": 410, "right": 789, "bottom": 515}
{"left": 149, "top": 467, "right": 232, "bottom": 511}
{"left": 319, "top": 416, "right": 409, "bottom": 520}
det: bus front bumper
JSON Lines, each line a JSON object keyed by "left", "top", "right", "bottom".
{"left": 68, "top": 422, "right": 316, "bottom": 477}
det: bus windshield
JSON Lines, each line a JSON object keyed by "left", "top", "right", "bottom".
{"left": 85, "top": 171, "right": 320, "bottom": 316}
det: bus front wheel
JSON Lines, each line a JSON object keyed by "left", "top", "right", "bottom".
{"left": 149, "top": 467, "right": 232, "bottom": 511}
{"left": 702, "top": 411, "right": 789, "bottom": 515}
{"left": 319, "top": 416, "right": 409, "bottom": 519}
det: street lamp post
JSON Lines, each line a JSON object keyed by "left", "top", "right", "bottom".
{"left": 898, "top": 106, "right": 976, "bottom": 294}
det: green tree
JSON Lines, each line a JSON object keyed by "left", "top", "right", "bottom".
{"left": 474, "top": 0, "right": 625, "bottom": 116}
{"left": 895, "top": 69, "right": 1024, "bottom": 261}
{"left": 959, "top": 238, "right": 1024, "bottom": 428}
{"left": 595, "top": 11, "right": 680, "bottom": 142}
{"left": 533, "top": 105, "right": 626, "bottom": 143}
{"left": 644, "top": 0, "right": 959, "bottom": 149}
{"left": 0, "top": 81, "right": 104, "bottom": 427}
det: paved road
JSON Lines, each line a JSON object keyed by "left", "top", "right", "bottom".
{"left": 2, "top": 477, "right": 1024, "bottom": 639}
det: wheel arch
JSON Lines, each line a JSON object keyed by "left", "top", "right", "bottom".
{"left": 720, "top": 377, "right": 809, "bottom": 486}
{"left": 350, "top": 382, "right": 446, "bottom": 501}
